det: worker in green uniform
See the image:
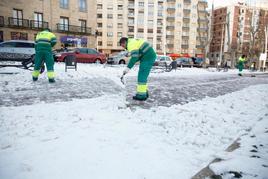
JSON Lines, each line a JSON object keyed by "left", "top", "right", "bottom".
{"left": 119, "top": 37, "right": 156, "bottom": 101}
{"left": 237, "top": 55, "right": 246, "bottom": 76}
{"left": 32, "top": 29, "right": 57, "bottom": 83}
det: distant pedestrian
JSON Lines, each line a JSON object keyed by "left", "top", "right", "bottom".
{"left": 223, "top": 61, "right": 228, "bottom": 72}
{"left": 237, "top": 55, "right": 246, "bottom": 76}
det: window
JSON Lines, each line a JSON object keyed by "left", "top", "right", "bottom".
{"left": 16, "top": 42, "right": 35, "bottom": 48}
{"left": 107, "top": 41, "right": 113, "bottom": 46}
{"left": 97, "top": 4, "right": 102, "bottom": 9}
{"left": 79, "top": 0, "right": 87, "bottom": 12}
{"left": 97, "top": 23, "right": 102, "bottom": 28}
{"left": 98, "top": 41, "right": 102, "bottom": 46}
{"left": 107, "top": 14, "right": 113, "bottom": 19}
{"left": 34, "top": 12, "right": 43, "bottom": 28}
{"left": 79, "top": 19, "right": 86, "bottom": 32}
{"left": 60, "top": 17, "right": 69, "bottom": 31}
{"left": 13, "top": 9, "right": 23, "bottom": 26}
{"left": 88, "top": 49, "right": 98, "bottom": 54}
{"left": 138, "top": 2, "right": 144, "bottom": 7}
{"left": 97, "top": 14, "right": 102, "bottom": 18}
{"left": 148, "top": 11, "right": 154, "bottom": 16}
{"left": 11, "top": 32, "right": 28, "bottom": 40}
{"left": 118, "top": 14, "right": 123, "bottom": 19}
{"left": 178, "top": 3, "right": 181, "bottom": 8}
{"left": 118, "top": 5, "right": 123, "bottom": 10}
{"left": 147, "top": 29, "right": 153, "bottom": 33}
{"left": 107, "top": 24, "right": 113, "bottom": 28}
{"left": 79, "top": 48, "right": 88, "bottom": 54}
{"left": 117, "top": 23, "right": 123, "bottom": 28}
{"left": 148, "top": 2, "right": 154, "bottom": 7}
{"left": 107, "top": 32, "right": 113, "bottom": 37}
{"left": 138, "top": 28, "right": 144, "bottom": 33}
{"left": 1, "top": 41, "right": 16, "bottom": 47}
{"left": 117, "top": 32, "right": 122, "bottom": 37}
{"left": 60, "top": 0, "right": 69, "bottom": 9}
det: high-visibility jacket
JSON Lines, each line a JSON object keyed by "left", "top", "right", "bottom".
{"left": 35, "top": 30, "right": 57, "bottom": 50}
{"left": 126, "top": 38, "right": 153, "bottom": 69}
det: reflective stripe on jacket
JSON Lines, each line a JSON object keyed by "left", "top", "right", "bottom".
{"left": 36, "top": 30, "right": 57, "bottom": 47}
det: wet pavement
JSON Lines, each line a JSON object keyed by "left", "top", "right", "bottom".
{"left": 0, "top": 72, "right": 268, "bottom": 108}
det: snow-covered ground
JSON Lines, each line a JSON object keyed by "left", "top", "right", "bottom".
{"left": 0, "top": 63, "right": 268, "bottom": 179}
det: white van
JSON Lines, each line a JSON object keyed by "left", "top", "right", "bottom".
{"left": 0, "top": 40, "right": 35, "bottom": 68}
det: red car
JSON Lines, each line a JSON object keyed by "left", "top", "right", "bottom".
{"left": 57, "top": 48, "right": 106, "bottom": 64}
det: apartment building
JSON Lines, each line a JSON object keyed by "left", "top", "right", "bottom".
{"left": 0, "top": 0, "right": 96, "bottom": 49}
{"left": 97, "top": 0, "right": 209, "bottom": 56}
{"left": 209, "top": 2, "right": 268, "bottom": 65}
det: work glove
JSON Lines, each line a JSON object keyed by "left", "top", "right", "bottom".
{"left": 122, "top": 67, "right": 130, "bottom": 76}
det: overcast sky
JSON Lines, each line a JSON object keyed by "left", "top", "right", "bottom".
{"left": 206, "top": 0, "right": 268, "bottom": 9}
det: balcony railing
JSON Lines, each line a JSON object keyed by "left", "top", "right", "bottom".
{"left": 166, "top": 17, "right": 175, "bottom": 21}
{"left": 184, "top": 0, "right": 191, "bottom": 3}
{"left": 56, "top": 24, "right": 92, "bottom": 35}
{"left": 8, "top": 17, "right": 29, "bottom": 28}
{"left": 198, "top": 18, "right": 209, "bottom": 23}
{"left": 167, "top": 7, "right": 175, "bottom": 11}
{"left": 166, "top": 35, "right": 174, "bottom": 39}
{"left": 183, "top": 9, "right": 191, "bottom": 13}
{"left": 166, "top": 25, "right": 175, "bottom": 30}
{"left": 0, "top": 16, "right": 4, "bottom": 27}
{"left": 183, "top": 17, "right": 190, "bottom": 22}
{"left": 30, "top": 20, "right": 49, "bottom": 30}
{"left": 167, "top": 0, "right": 175, "bottom": 2}
{"left": 198, "top": 27, "right": 208, "bottom": 32}
{"left": 181, "top": 44, "right": 189, "bottom": 48}
{"left": 196, "top": 44, "right": 205, "bottom": 48}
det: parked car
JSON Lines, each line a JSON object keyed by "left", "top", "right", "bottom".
{"left": 57, "top": 48, "right": 106, "bottom": 64}
{"left": 107, "top": 51, "right": 130, "bottom": 65}
{"left": 0, "top": 40, "right": 35, "bottom": 68}
{"left": 176, "top": 57, "right": 193, "bottom": 67}
{"left": 53, "top": 48, "right": 74, "bottom": 62}
{"left": 154, "top": 55, "right": 173, "bottom": 67}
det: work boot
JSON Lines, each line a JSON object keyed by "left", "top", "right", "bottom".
{"left": 133, "top": 94, "right": 148, "bottom": 101}
{"left": 32, "top": 77, "right": 38, "bottom": 81}
{"left": 48, "top": 78, "right": 55, "bottom": 83}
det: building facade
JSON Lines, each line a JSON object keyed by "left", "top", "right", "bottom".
{"left": 0, "top": 0, "right": 96, "bottom": 49}
{"left": 209, "top": 2, "right": 268, "bottom": 66}
{"left": 96, "top": 0, "right": 209, "bottom": 56}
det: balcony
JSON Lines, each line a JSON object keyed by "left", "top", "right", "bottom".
{"left": 128, "top": 4, "right": 134, "bottom": 9}
{"left": 128, "top": 22, "right": 134, "bottom": 26}
{"left": 184, "top": 0, "right": 191, "bottom": 3}
{"left": 167, "top": 44, "right": 174, "bottom": 48}
{"left": 198, "top": 27, "right": 208, "bottom": 32}
{"left": 166, "top": 16, "right": 175, "bottom": 21}
{"left": 196, "top": 44, "right": 205, "bottom": 48}
{"left": 166, "top": 25, "right": 175, "bottom": 30}
{"left": 30, "top": 20, "right": 49, "bottom": 30}
{"left": 56, "top": 24, "right": 92, "bottom": 35}
{"left": 8, "top": 17, "right": 29, "bottom": 28}
{"left": 198, "top": 0, "right": 207, "bottom": 5}
{"left": 198, "top": 9, "right": 207, "bottom": 14}
{"left": 183, "top": 17, "right": 190, "bottom": 22}
{"left": 0, "top": 16, "right": 4, "bottom": 27}
{"left": 183, "top": 9, "right": 191, "bottom": 13}
{"left": 167, "top": 0, "right": 175, "bottom": 2}
{"left": 182, "top": 35, "right": 189, "bottom": 39}
{"left": 167, "top": 7, "right": 176, "bottom": 11}
{"left": 166, "top": 35, "right": 174, "bottom": 39}
{"left": 182, "top": 26, "right": 190, "bottom": 31}
{"left": 181, "top": 44, "right": 189, "bottom": 48}
{"left": 128, "top": 13, "right": 134, "bottom": 17}
{"left": 198, "top": 18, "right": 209, "bottom": 23}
